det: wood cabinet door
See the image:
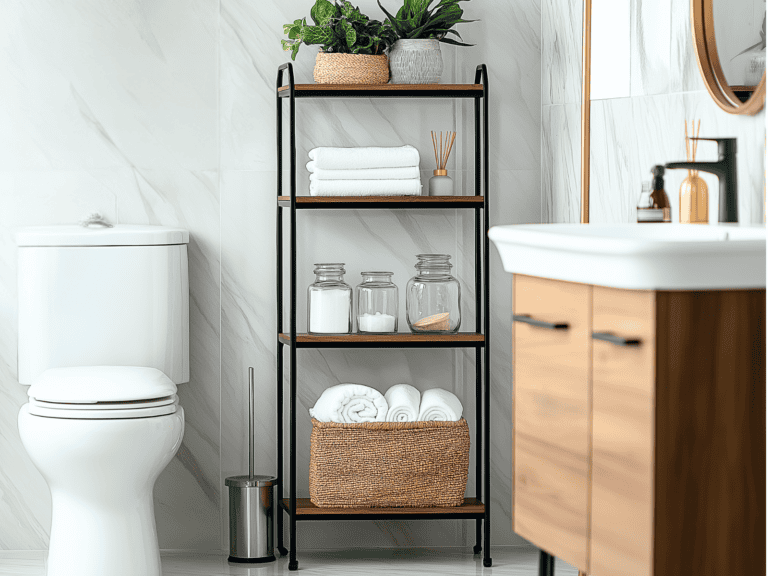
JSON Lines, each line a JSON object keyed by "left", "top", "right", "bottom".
{"left": 513, "top": 275, "right": 591, "bottom": 571}
{"left": 590, "top": 287, "right": 655, "bottom": 576}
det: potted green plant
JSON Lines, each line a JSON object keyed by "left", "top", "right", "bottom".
{"left": 283, "top": 0, "right": 397, "bottom": 84}
{"left": 378, "top": 0, "right": 475, "bottom": 84}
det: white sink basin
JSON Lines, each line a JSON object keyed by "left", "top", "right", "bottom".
{"left": 489, "top": 223, "right": 766, "bottom": 290}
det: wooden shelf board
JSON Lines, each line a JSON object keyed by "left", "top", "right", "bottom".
{"left": 279, "top": 83, "right": 482, "bottom": 92}
{"left": 278, "top": 83, "right": 483, "bottom": 98}
{"left": 278, "top": 195, "right": 484, "bottom": 209}
{"left": 278, "top": 333, "right": 485, "bottom": 348}
{"left": 281, "top": 498, "right": 485, "bottom": 519}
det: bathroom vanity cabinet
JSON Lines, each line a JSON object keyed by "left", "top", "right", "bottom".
{"left": 511, "top": 274, "right": 765, "bottom": 576}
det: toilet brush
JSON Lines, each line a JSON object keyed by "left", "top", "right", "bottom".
{"left": 248, "top": 367, "right": 254, "bottom": 478}
{"left": 225, "top": 367, "right": 277, "bottom": 563}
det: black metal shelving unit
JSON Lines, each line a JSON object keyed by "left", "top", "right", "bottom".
{"left": 275, "top": 62, "right": 491, "bottom": 571}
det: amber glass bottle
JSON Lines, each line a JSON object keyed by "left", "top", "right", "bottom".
{"left": 648, "top": 165, "right": 671, "bottom": 223}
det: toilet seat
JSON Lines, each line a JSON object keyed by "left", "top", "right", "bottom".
{"left": 27, "top": 398, "right": 179, "bottom": 419}
{"left": 27, "top": 366, "right": 179, "bottom": 420}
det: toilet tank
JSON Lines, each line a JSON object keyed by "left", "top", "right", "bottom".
{"left": 16, "top": 225, "right": 190, "bottom": 385}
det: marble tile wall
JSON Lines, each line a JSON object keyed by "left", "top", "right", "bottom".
{"left": 543, "top": 0, "right": 766, "bottom": 225}
{"left": 1, "top": 0, "right": 541, "bottom": 552}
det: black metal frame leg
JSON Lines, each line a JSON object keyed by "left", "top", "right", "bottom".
{"left": 277, "top": 62, "right": 299, "bottom": 571}
{"left": 275, "top": 64, "right": 288, "bottom": 561}
{"left": 539, "top": 550, "right": 555, "bottom": 576}
{"left": 475, "top": 63, "right": 493, "bottom": 570}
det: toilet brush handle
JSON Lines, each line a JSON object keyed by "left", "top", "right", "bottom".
{"left": 248, "top": 367, "right": 255, "bottom": 478}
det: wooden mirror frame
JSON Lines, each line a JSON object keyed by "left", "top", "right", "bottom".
{"left": 691, "top": 0, "right": 766, "bottom": 115}
{"left": 581, "top": 0, "right": 592, "bottom": 224}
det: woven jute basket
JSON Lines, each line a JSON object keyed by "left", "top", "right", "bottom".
{"left": 309, "top": 418, "right": 470, "bottom": 508}
{"left": 313, "top": 52, "right": 389, "bottom": 85}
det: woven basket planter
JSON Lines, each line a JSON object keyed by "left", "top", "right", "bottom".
{"left": 309, "top": 418, "right": 470, "bottom": 508}
{"left": 313, "top": 52, "right": 389, "bottom": 84}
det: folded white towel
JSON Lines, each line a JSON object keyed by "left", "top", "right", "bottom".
{"left": 308, "top": 145, "right": 420, "bottom": 170}
{"left": 309, "top": 383, "right": 388, "bottom": 423}
{"left": 307, "top": 164, "right": 421, "bottom": 181}
{"left": 417, "top": 388, "right": 463, "bottom": 422}
{"left": 309, "top": 179, "right": 422, "bottom": 197}
{"left": 384, "top": 384, "right": 421, "bottom": 422}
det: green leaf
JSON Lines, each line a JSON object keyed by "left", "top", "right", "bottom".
{"left": 438, "top": 36, "right": 473, "bottom": 46}
{"left": 281, "top": 39, "right": 302, "bottom": 60}
{"left": 357, "top": 35, "right": 373, "bottom": 51}
{"left": 310, "top": 0, "right": 337, "bottom": 26}
{"left": 302, "top": 24, "right": 335, "bottom": 45}
{"left": 289, "top": 24, "right": 303, "bottom": 39}
{"left": 340, "top": 20, "right": 357, "bottom": 47}
{"left": 340, "top": 0, "right": 366, "bottom": 22}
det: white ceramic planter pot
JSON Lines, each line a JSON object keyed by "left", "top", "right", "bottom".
{"left": 388, "top": 39, "right": 443, "bottom": 84}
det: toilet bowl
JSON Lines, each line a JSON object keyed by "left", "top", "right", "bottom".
{"left": 18, "top": 366, "right": 184, "bottom": 576}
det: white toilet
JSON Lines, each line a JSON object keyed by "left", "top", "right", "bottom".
{"left": 15, "top": 224, "right": 190, "bottom": 576}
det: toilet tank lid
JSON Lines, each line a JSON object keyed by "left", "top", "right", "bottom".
{"left": 16, "top": 225, "right": 189, "bottom": 247}
{"left": 28, "top": 366, "right": 178, "bottom": 403}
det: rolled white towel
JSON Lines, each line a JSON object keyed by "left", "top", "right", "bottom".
{"left": 309, "top": 179, "right": 422, "bottom": 197}
{"left": 417, "top": 388, "right": 463, "bottom": 422}
{"left": 384, "top": 384, "right": 421, "bottom": 422}
{"left": 309, "top": 383, "right": 388, "bottom": 423}
{"left": 308, "top": 145, "right": 420, "bottom": 170}
{"left": 307, "top": 163, "right": 421, "bottom": 181}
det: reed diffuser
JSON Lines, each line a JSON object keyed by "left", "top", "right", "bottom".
{"left": 429, "top": 130, "right": 456, "bottom": 196}
{"left": 680, "top": 120, "right": 709, "bottom": 223}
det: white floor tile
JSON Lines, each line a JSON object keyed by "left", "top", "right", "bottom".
{"left": 0, "top": 547, "right": 579, "bottom": 576}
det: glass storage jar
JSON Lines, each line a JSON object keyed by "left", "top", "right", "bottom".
{"left": 406, "top": 254, "right": 461, "bottom": 333}
{"left": 307, "top": 263, "right": 352, "bottom": 334}
{"left": 356, "top": 272, "right": 398, "bottom": 333}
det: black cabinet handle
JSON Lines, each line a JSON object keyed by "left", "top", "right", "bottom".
{"left": 592, "top": 332, "right": 641, "bottom": 346}
{"left": 513, "top": 314, "right": 569, "bottom": 330}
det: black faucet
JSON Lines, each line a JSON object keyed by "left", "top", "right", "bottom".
{"left": 664, "top": 137, "right": 738, "bottom": 223}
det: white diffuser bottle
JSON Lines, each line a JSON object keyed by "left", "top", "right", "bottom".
{"left": 429, "top": 169, "right": 453, "bottom": 196}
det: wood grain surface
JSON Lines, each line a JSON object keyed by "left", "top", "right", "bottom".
{"left": 278, "top": 333, "right": 484, "bottom": 346}
{"left": 590, "top": 287, "right": 655, "bottom": 576}
{"left": 277, "top": 195, "right": 484, "bottom": 205}
{"left": 281, "top": 498, "right": 485, "bottom": 516}
{"left": 513, "top": 275, "right": 592, "bottom": 572}
{"left": 654, "top": 290, "right": 766, "bottom": 576}
{"left": 278, "top": 83, "right": 483, "bottom": 93}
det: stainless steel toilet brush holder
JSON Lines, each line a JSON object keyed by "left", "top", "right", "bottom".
{"left": 226, "top": 367, "right": 277, "bottom": 563}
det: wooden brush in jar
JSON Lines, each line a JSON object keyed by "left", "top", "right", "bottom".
{"left": 429, "top": 131, "right": 456, "bottom": 196}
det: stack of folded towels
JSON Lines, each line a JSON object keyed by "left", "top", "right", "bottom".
{"left": 309, "top": 383, "right": 463, "bottom": 423}
{"left": 307, "top": 145, "right": 422, "bottom": 197}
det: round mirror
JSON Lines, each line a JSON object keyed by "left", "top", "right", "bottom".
{"left": 692, "top": 0, "right": 766, "bottom": 114}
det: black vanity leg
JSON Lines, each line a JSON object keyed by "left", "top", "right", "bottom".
{"left": 538, "top": 550, "right": 555, "bottom": 576}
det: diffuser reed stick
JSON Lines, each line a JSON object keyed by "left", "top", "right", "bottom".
{"left": 684, "top": 119, "right": 702, "bottom": 181}
{"left": 431, "top": 131, "right": 456, "bottom": 171}
{"left": 681, "top": 119, "right": 707, "bottom": 223}
{"left": 428, "top": 130, "right": 457, "bottom": 196}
